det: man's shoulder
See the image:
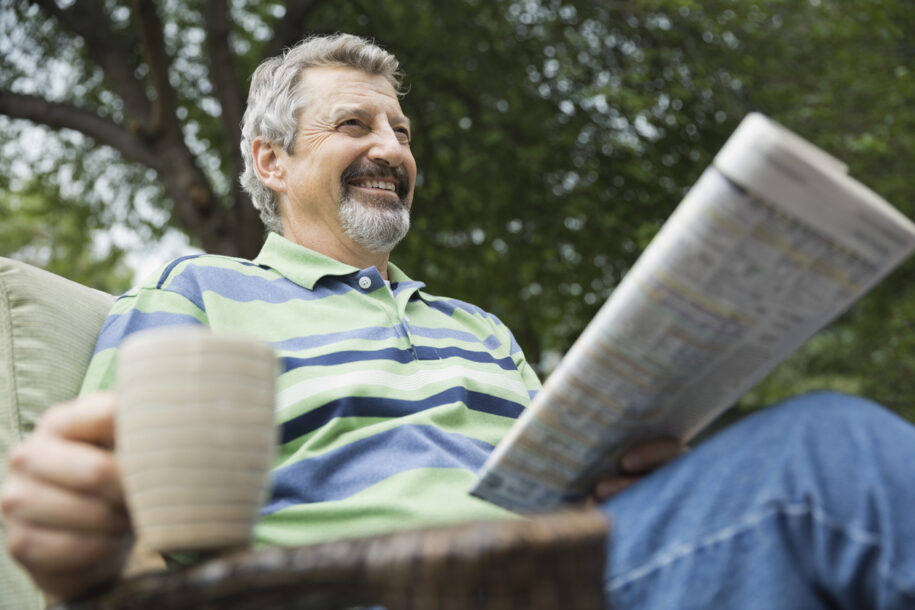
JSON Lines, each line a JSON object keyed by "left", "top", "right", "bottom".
{"left": 134, "top": 253, "right": 275, "bottom": 292}
{"left": 415, "top": 290, "right": 511, "bottom": 333}
{"left": 414, "top": 289, "right": 530, "bottom": 369}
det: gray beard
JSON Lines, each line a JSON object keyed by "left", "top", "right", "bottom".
{"left": 338, "top": 194, "right": 410, "bottom": 253}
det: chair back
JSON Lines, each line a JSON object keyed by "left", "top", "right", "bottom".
{"left": 0, "top": 257, "right": 115, "bottom": 609}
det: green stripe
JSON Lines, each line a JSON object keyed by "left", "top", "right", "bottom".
{"left": 254, "top": 468, "right": 521, "bottom": 548}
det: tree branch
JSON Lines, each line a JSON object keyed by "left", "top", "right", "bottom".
{"left": 203, "top": 0, "right": 245, "bottom": 170}
{"left": 132, "top": 0, "right": 178, "bottom": 134}
{"left": 28, "top": 0, "right": 151, "bottom": 126}
{"left": 0, "top": 90, "right": 160, "bottom": 169}
{"left": 203, "top": 0, "right": 263, "bottom": 258}
{"left": 128, "top": 2, "right": 236, "bottom": 253}
{"left": 261, "top": 0, "right": 326, "bottom": 61}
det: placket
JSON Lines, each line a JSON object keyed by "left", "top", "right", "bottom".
{"left": 393, "top": 279, "right": 440, "bottom": 361}
{"left": 344, "top": 269, "right": 425, "bottom": 361}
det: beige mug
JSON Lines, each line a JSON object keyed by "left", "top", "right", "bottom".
{"left": 116, "top": 327, "right": 277, "bottom": 553}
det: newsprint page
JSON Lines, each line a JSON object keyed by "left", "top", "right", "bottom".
{"left": 471, "top": 113, "right": 915, "bottom": 512}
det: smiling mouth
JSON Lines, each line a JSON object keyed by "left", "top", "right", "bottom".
{"left": 341, "top": 161, "right": 410, "bottom": 202}
{"left": 348, "top": 178, "right": 398, "bottom": 193}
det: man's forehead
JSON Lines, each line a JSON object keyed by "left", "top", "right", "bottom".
{"left": 299, "top": 66, "right": 402, "bottom": 106}
{"left": 295, "top": 68, "right": 410, "bottom": 128}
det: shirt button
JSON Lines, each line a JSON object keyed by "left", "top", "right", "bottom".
{"left": 358, "top": 276, "right": 372, "bottom": 290}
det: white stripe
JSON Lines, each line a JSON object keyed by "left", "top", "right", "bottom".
{"left": 277, "top": 364, "right": 530, "bottom": 412}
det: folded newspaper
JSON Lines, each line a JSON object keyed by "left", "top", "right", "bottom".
{"left": 470, "top": 113, "right": 915, "bottom": 512}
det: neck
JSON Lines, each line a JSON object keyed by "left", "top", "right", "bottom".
{"left": 281, "top": 223, "right": 391, "bottom": 279}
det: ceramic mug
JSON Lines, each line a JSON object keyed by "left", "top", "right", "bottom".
{"left": 116, "top": 327, "right": 277, "bottom": 553}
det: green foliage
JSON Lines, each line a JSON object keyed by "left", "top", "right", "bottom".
{"left": 0, "top": 184, "right": 133, "bottom": 293}
{"left": 2, "top": 0, "right": 914, "bottom": 418}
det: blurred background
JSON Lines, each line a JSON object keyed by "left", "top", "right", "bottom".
{"left": 1, "top": 0, "right": 913, "bottom": 422}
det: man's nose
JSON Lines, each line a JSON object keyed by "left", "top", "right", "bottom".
{"left": 368, "top": 123, "right": 405, "bottom": 167}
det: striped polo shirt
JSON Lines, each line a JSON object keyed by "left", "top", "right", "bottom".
{"left": 81, "top": 232, "right": 541, "bottom": 547}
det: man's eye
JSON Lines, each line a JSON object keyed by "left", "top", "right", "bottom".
{"left": 395, "top": 128, "right": 411, "bottom": 143}
{"left": 338, "top": 119, "right": 364, "bottom": 130}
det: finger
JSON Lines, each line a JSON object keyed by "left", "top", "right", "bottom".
{"left": 7, "top": 436, "right": 125, "bottom": 507}
{"left": 36, "top": 392, "right": 117, "bottom": 449}
{"left": 620, "top": 438, "right": 687, "bottom": 473}
{"left": 592, "top": 476, "right": 640, "bottom": 502}
{"left": 2, "top": 474, "right": 130, "bottom": 534}
{"left": 6, "top": 519, "right": 132, "bottom": 579}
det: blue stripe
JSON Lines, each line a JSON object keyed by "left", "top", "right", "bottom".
{"left": 263, "top": 425, "right": 495, "bottom": 513}
{"left": 407, "top": 325, "right": 505, "bottom": 352}
{"left": 423, "top": 297, "right": 503, "bottom": 324}
{"left": 281, "top": 347, "right": 415, "bottom": 372}
{"left": 93, "top": 311, "right": 204, "bottom": 353}
{"left": 271, "top": 326, "right": 401, "bottom": 352}
{"left": 162, "top": 265, "right": 354, "bottom": 311}
{"left": 281, "top": 346, "right": 518, "bottom": 373}
{"left": 280, "top": 386, "right": 525, "bottom": 444}
{"left": 507, "top": 332, "right": 523, "bottom": 356}
{"left": 425, "top": 346, "right": 517, "bottom": 370}
{"left": 156, "top": 254, "right": 205, "bottom": 289}
{"left": 157, "top": 255, "right": 271, "bottom": 289}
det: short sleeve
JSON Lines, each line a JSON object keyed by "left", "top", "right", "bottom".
{"left": 80, "top": 277, "right": 208, "bottom": 394}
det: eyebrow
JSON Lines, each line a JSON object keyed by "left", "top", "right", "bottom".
{"left": 331, "top": 105, "right": 411, "bottom": 129}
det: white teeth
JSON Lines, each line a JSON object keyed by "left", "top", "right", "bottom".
{"left": 356, "top": 180, "right": 395, "bottom": 191}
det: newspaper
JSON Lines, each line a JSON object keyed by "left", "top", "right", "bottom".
{"left": 470, "top": 113, "right": 915, "bottom": 512}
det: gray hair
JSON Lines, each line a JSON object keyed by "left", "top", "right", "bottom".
{"left": 239, "top": 33, "right": 404, "bottom": 233}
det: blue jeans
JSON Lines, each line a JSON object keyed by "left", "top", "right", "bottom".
{"left": 602, "top": 392, "right": 915, "bottom": 609}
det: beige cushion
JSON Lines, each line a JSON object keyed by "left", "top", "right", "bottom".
{"left": 0, "top": 257, "right": 115, "bottom": 609}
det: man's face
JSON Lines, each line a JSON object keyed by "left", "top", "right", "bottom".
{"left": 278, "top": 66, "right": 416, "bottom": 253}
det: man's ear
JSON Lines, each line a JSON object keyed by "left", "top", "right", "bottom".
{"left": 252, "top": 138, "right": 287, "bottom": 193}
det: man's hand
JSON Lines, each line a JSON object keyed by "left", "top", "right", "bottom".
{"left": 1, "top": 392, "right": 133, "bottom": 600}
{"left": 590, "top": 438, "right": 688, "bottom": 503}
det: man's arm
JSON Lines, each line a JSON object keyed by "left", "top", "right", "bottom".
{"left": 1, "top": 392, "right": 133, "bottom": 600}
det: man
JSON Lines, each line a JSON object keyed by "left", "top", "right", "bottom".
{"left": 3, "top": 34, "right": 915, "bottom": 608}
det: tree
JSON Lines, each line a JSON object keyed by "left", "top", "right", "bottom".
{"left": 1, "top": 0, "right": 316, "bottom": 257}
{"left": 2, "top": 0, "right": 914, "bottom": 402}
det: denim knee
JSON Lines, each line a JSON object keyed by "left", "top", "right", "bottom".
{"left": 758, "top": 391, "right": 903, "bottom": 449}
{"left": 762, "top": 390, "right": 884, "bottom": 426}
{"left": 733, "top": 390, "right": 915, "bottom": 518}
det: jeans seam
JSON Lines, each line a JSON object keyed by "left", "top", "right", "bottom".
{"left": 607, "top": 499, "right": 914, "bottom": 600}
{"left": 608, "top": 502, "right": 789, "bottom": 591}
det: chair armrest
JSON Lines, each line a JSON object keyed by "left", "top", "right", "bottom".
{"left": 53, "top": 509, "right": 609, "bottom": 610}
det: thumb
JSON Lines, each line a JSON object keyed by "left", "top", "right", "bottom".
{"left": 37, "top": 391, "right": 118, "bottom": 449}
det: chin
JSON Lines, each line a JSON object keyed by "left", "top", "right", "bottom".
{"left": 339, "top": 197, "right": 411, "bottom": 252}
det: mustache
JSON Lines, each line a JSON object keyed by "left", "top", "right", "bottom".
{"left": 341, "top": 161, "right": 411, "bottom": 199}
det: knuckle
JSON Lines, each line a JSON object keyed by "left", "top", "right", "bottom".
{"left": 0, "top": 482, "right": 24, "bottom": 516}
{"left": 68, "top": 533, "right": 117, "bottom": 564}
{"left": 5, "top": 525, "right": 31, "bottom": 563}
{"left": 6, "top": 442, "right": 30, "bottom": 471}
{"left": 83, "top": 455, "right": 117, "bottom": 489}
{"left": 86, "top": 499, "right": 122, "bottom": 532}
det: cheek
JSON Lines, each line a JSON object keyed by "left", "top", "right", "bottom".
{"left": 405, "top": 154, "right": 418, "bottom": 183}
{"left": 293, "top": 159, "right": 343, "bottom": 192}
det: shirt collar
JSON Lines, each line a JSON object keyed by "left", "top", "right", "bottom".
{"left": 253, "top": 232, "right": 421, "bottom": 290}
